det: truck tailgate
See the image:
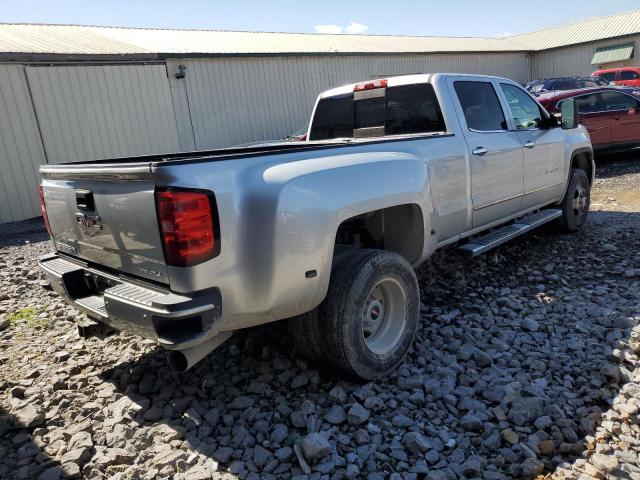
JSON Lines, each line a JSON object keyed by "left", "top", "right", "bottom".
{"left": 41, "top": 164, "right": 169, "bottom": 284}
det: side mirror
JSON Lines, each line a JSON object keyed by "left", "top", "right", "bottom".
{"left": 628, "top": 107, "right": 637, "bottom": 116}
{"left": 561, "top": 98, "right": 579, "bottom": 129}
{"left": 544, "top": 114, "right": 559, "bottom": 128}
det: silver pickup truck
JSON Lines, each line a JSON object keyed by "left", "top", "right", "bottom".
{"left": 38, "top": 74, "right": 593, "bottom": 380}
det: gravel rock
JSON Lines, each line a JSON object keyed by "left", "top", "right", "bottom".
{"left": 325, "top": 405, "right": 347, "bottom": 424}
{"left": 347, "top": 403, "right": 370, "bottom": 425}
{"left": 403, "top": 432, "right": 432, "bottom": 455}
{"left": 1, "top": 159, "right": 640, "bottom": 479}
{"left": 13, "top": 405, "right": 44, "bottom": 428}
{"left": 521, "top": 458, "right": 544, "bottom": 478}
{"left": 300, "top": 433, "right": 331, "bottom": 464}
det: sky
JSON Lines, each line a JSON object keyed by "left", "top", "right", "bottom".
{"left": 0, "top": 0, "right": 638, "bottom": 38}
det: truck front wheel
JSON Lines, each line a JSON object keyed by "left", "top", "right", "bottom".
{"left": 557, "top": 168, "right": 591, "bottom": 232}
{"left": 319, "top": 249, "right": 420, "bottom": 381}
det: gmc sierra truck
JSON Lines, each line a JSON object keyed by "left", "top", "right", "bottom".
{"left": 38, "top": 74, "right": 593, "bottom": 380}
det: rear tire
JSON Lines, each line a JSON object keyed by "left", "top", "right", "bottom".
{"left": 318, "top": 249, "right": 420, "bottom": 381}
{"left": 556, "top": 168, "right": 590, "bottom": 233}
{"left": 288, "top": 246, "right": 363, "bottom": 364}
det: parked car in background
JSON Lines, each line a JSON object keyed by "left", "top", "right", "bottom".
{"left": 592, "top": 67, "right": 640, "bottom": 87}
{"left": 538, "top": 87, "right": 640, "bottom": 152}
{"left": 525, "top": 76, "right": 609, "bottom": 94}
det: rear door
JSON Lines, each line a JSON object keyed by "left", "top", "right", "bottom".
{"left": 598, "top": 90, "right": 640, "bottom": 145}
{"left": 448, "top": 78, "right": 524, "bottom": 228}
{"left": 498, "top": 83, "right": 565, "bottom": 208}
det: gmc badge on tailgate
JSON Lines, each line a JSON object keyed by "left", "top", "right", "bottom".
{"left": 76, "top": 212, "right": 103, "bottom": 234}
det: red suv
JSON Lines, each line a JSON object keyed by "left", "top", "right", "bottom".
{"left": 538, "top": 87, "right": 640, "bottom": 152}
{"left": 592, "top": 67, "right": 640, "bottom": 87}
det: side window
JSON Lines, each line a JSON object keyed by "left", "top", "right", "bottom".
{"left": 574, "top": 80, "right": 597, "bottom": 89}
{"left": 529, "top": 83, "right": 545, "bottom": 93}
{"left": 619, "top": 70, "right": 640, "bottom": 80}
{"left": 384, "top": 84, "right": 446, "bottom": 135}
{"left": 500, "top": 83, "right": 544, "bottom": 129}
{"left": 454, "top": 81, "right": 507, "bottom": 131}
{"left": 599, "top": 91, "right": 640, "bottom": 111}
{"left": 599, "top": 72, "right": 616, "bottom": 82}
{"left": 561, "top": 93, "right": 601, "bottom": 114}
{"left": 553, "top": 80, "right": 572, "bottom": 90}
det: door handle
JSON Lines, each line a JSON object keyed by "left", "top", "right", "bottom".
{"left": 472, "top": 147, "right": 488, "bottom": 156}
{"left": 524, "top": 141, "right": 536, "bottom": 149}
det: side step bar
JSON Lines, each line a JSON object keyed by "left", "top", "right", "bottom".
{"left": 459, "top": 209, "right": 562, "bottom": 257}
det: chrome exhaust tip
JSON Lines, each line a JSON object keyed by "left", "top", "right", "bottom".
{"left": 166, "top": 331, "right": 232, "bottom": 373}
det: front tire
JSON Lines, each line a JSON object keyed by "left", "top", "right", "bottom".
{"left": 319, "top": 249, "right": 420, "bottom": 381}
{"left": 556, "top": 168, "right": 590, "bottom": 233}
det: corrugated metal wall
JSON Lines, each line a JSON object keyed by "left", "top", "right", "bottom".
{"left": 167, "top": 53, "right": 529, "bottom": 149}
{"left": 25, "top": 64, "right": 181, "bottom": 163}
{"left": 531, "top": 36, "right": 640, "bottom": 78}
{"left": 0, "top": 51, "right": 529, "bottom": 223}
{"left": 0, "top": 64, "right": 47, "bottom": 223}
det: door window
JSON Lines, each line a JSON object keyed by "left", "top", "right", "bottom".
{"left": 454, "top": 81, "right": 507, "bottom": 131}
{"left": 599, "top": 72, "right": 616, "bottom": 82}
{"left": 599, "top": 91, "right": 640, "bottom": 111}
{"left": 559, "top": 93, "right": 602, "bottom": 114}
{"left": 573, "top": 80, "right": 598, "bottom": 88}
{"left": 619, "top": 70, "right": 640, "bottom": 80}
{"left": 552, "top": 80, "right": 572, "bottom": 90}
{"left": 500, "top": 84, "right": 544, "bottom": 129}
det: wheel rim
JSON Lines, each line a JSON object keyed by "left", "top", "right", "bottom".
{"left": 362, "top": 277, "right": 407, "bottom": 355}
{"left": 571, "top": 183, "right": 589, "bottom": 221}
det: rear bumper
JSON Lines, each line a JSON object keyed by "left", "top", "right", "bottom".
{"left": 38, "top": 253, "right": 222, "bottom": 350}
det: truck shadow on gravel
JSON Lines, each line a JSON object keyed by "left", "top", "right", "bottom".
{"left": 0, "top": 406, "right": 71, "bottom": 479}
{"left": 93, "top": 210, "right": 640, "bottom": 479}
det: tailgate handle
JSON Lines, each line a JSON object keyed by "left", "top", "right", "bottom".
{"left": 76, "top": 189, "right": 95, "bottom": 211}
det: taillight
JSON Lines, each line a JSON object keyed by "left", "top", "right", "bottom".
{"left": 354, "top": 79, "right": 388, "bottom": 92}
{"left": 38, "top": 185, "right": 52, "bottom": 235}
{"left": 155, "top": 189, "right": 219, "bottom": 267}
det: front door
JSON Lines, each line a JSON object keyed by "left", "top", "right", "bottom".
{"left": 449, "top": 79, "right": 524, "bottom": 228}
{"left": 498, "top": 83, "right": 566, "bottom": 208}
{"left": 571, "top": 92, "right": 611, "bottom": 149}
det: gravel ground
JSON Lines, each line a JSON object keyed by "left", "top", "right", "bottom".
{"left": 1, "top": 156, "right": 639, "bottom": 480}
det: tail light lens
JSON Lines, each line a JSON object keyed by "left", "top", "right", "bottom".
{"left": 155, "top": 189, "right": 220, "bottom": 267}
{"left": 38, "top": 185, "right": 52, "bottom": 235}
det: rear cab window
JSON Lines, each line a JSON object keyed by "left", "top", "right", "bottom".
{"left": 308, "top": 82, "right": 446, "bottom": 141}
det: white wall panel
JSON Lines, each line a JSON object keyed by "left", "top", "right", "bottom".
{"left": 0, "top": 64, "right": 47, "bottom": 223}
{"left": 25, "top": 64, "right": 181, "bottom": 163}
{"left": 168, "top": 53, "right": 528, "bottom": 149}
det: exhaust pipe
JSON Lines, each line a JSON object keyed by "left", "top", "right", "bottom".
{"left": 167, "top": 331, "right": 233, "bottom": 373}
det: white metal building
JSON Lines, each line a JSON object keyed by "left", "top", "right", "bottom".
{"left": 1, "top": 10, "right": 639, "bottom": 223}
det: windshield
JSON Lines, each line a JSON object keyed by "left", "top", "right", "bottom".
{"left": 309, "top": 83, "right": 446, "bottom": 141}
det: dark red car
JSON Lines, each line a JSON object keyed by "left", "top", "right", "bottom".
{"left": 538, "top": 87, "right": 640, "bottom": 153}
